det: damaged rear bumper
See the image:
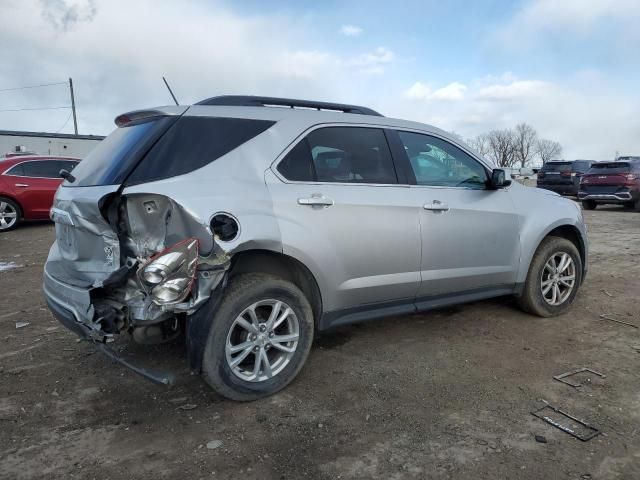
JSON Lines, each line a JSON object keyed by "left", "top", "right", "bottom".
{"left": 44, "top": 265, "right": 176, "bottom": 385}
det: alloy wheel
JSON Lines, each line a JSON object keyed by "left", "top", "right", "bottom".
{"left": 540, "top": 251, "right": 576, "bottom": 306}
{"left": 0, "top": 201, "right": 18, "bottom": 230}
{"left": 225, "top": 299, "right": 299, "bottom": 382}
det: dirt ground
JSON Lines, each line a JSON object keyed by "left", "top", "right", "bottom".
{"left": 1, "top": 205, "right": 639, "bottom": 480}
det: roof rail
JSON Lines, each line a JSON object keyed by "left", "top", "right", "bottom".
{"left": 195, "top": 95, "right": 383, "bottom": 117}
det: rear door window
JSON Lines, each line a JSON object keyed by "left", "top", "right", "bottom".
{"left": 277, "top": 127, "right": 398, "bottom": 184}
{"left": 127, "top": 117, "right": 275, "bottom": 184}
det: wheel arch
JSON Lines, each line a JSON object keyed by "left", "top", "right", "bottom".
{"left": 228, "top": 249, "right": 323, "bottom": 327}
{"left": 518, "top": 221, "right": 587, "bottom": 288}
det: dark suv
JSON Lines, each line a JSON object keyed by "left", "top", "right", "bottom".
{"left": 537, "top": 160, "right": 595, "bottom": 196}
{"left": 578, "top": 159, "right": 640, "bottom": 210}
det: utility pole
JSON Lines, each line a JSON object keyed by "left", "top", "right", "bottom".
{"left": 69, "top": 77, "right": 78, "bottom": 135}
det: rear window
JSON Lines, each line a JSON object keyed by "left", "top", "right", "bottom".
{"left": 588, "top": 162, "right": 631, "bottom": 174}
{"left": 126, "top": 116, "right": 274, "bottom": 184}
{"left": 572, "top": 161, "right": 592, "bottom": 173}
{"left": 541, "top": 162, "right": 571, "bottom": 172}
{"left": 69, "top": 118, "right": 171, "bottom": 187}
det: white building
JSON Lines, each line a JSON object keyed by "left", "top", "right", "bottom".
{"left": 0, "top": 130, "right": 104, "bottom": 158}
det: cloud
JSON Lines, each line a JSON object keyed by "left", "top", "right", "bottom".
{"left": 395, "top": 73, "right": 639, "bottom": 160}
{"left": 40, "top": 0, "right": 97, "bottom": 31}
{"left": 431, "top": 82, "right": 467, "bottom": 100}
{"left": 498, "top": 0, "right": 640, "bottom": 45}
{"left": 477, "top": 80, "right": 550, "bottom": 101}
{"left": 404, "top": 81, "right": 466, "bottom": 100}
{"left": 345, "top": 47, "right": 394, "bottom": 74}
{"left": 0, "top": 1, "right": 394, "bottom": 134}
{"left": 339, "top": 24, "right": 363, "bottom": 37}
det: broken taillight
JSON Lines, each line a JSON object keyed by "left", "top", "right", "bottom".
{"left": 138, "top": 238, "right": 199, "bottom": 305}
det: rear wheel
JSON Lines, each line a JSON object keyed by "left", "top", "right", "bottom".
{"left": 0, "top": 198, "right": 21, "bottom": 231}
{"left": 635, "top": 199, "right": 640, "bottom": 212}
{"left": 581, "top": 200, "right": 597, "bottom": 210}
{"left": 202, "top": 273, "right": 314, "bottom": 401}
{"left": 517, "top": 236, "right": 582, "bottom": 317}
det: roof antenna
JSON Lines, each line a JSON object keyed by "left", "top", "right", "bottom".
{"left": 162, "top": 76, "right": 179, "bottom": 105}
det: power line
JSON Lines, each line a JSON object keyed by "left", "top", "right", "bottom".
{"left": 0, "top": 81, "right": 68, "bottom": 93}
{"left": 55, "top": 111, "right": 73, "bottom": 133}
{"left": 0, "top": 106, "right": 71, "bottom": 113}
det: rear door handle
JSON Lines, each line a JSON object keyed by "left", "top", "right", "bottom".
{"left": 15, "top": 183, "right": 29, "bottom": 188}
{"left": 297, "top": 195, "right": 334, "bottom": 207}
{"left": 423, "top": 200, "right": 449, "bottom": 212}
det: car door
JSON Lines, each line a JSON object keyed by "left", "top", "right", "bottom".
{"left": 266, "top": 125, "right": 421, "bottom": 313}
{"left": 6, "top": 160, "right": 67, "bottom": 219}
{"left": 390, "top": 130, "right": 521, "bottom": 300}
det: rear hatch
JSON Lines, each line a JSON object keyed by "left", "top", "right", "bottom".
{"left": 49, "top": 109, "right": 185, "bottom": 287}
{"left": 538, "top": 161, "right": 573, "bottom": 184}
{"left": 581, "top": 162, "right": 633, "bottom": 186}
{"left": 580, "top": 162, "right": 636, "bottom": 194}
{"left": 48, "top": 107, "right": 276, "bottom": 287}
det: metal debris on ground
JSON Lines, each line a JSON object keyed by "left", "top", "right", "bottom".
{"left": 531, "top": 405, "right": 601, "bottom": 442}
{"left": 176, "top": 404, "right": 198, "bottom": 411}
{"left": 599, "top": 313, "right": 638, "bottom": 329}
{"left": 206, "top": 440, "right": 223, "bottom": 450}
{"left": 601, "top": 289, "right": 614, "bottom": 297}
{"left": 553, "top": 368, "right": 606, "bottom": 388}
{"left": 534, "top": 435, "right": 547, "bottom": 443}
{"left": 15, "top": 322, "right": 30, "bottom": 329}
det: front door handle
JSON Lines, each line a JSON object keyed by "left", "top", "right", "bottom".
{"left": 423, "top": 200, "right": 449, "bottom": 212}
{"left": 297, "top": 195, "right": 334, "bottom": 207}
{"left": 15, "top": 183, "right": 29, "bottom": 188}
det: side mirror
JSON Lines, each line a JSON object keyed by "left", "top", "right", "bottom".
{"left": 489, "top": 169, "right": 511, "bottom": 189}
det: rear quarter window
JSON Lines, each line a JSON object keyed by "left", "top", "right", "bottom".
{"left": 126, "top": 116, "right": 275, "bottom": 184}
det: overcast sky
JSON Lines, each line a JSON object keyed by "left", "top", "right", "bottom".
{"left": 1, "top": 0, "right": 639, "bottom": 159}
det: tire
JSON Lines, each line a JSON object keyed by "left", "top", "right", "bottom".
{"left": 517, "top": 236, "right": 583, "bottom": 317}
{"left": 202, "top": 273, "right": 314, "bottom": 401}
{"left": 635, "top": 198, "right": 640, "bottom": 212}
{"left": 581, "top": 200, "right": 597, "bottom": 210}
{"left": 0, "top": 197, "right": 21, "bottom": 231}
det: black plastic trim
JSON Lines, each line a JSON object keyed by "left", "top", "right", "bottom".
{"left": 46, "top": 297, "right": 175, "bottom": 385}
{"left": 185, "top": 275, "right": 228, "bottom": 372}
{"left": 319, "top": 285, "right": 516, "bottom": 331}
{"left": 196, "top": 95, "right": 383, "bottom": 117}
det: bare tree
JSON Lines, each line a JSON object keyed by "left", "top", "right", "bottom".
{"left": 486, "top": 129, "right": 517, "bottom": 167}
{"left": 513, "top": 123, "right": 538, "bottom": 168}
{"left": 536, "top": 139, "right": 562, "bottom": 164}
{"left": 467, "top": 133, "right": 490, "bottom": 158}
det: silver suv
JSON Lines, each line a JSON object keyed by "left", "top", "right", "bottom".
{"left": 44, "top": 96, "right": 588, "bottom": 400}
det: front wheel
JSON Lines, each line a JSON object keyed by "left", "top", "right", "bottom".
{"left": 202, "top": 273, "right": 314, "bottom": 401}
{"left": 581, "top": 200, "right": 597, "bottom": 210}
{"left": 517, "top": 236, "right": 583, "bottom": 317}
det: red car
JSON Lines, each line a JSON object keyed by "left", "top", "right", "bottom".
{"left": 0, "top": 155, "right": 79, "bottom": 231}
{"left": 578, "top": 159, "right": 640, "bottom": 210}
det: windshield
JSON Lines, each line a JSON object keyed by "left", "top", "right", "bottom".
{"left": 66, "top": 118, "right": 171, "bottom": 187}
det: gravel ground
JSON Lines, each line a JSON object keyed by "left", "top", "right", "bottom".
{"left": 0, "top": 205, "right": 639, "bottom": 480}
